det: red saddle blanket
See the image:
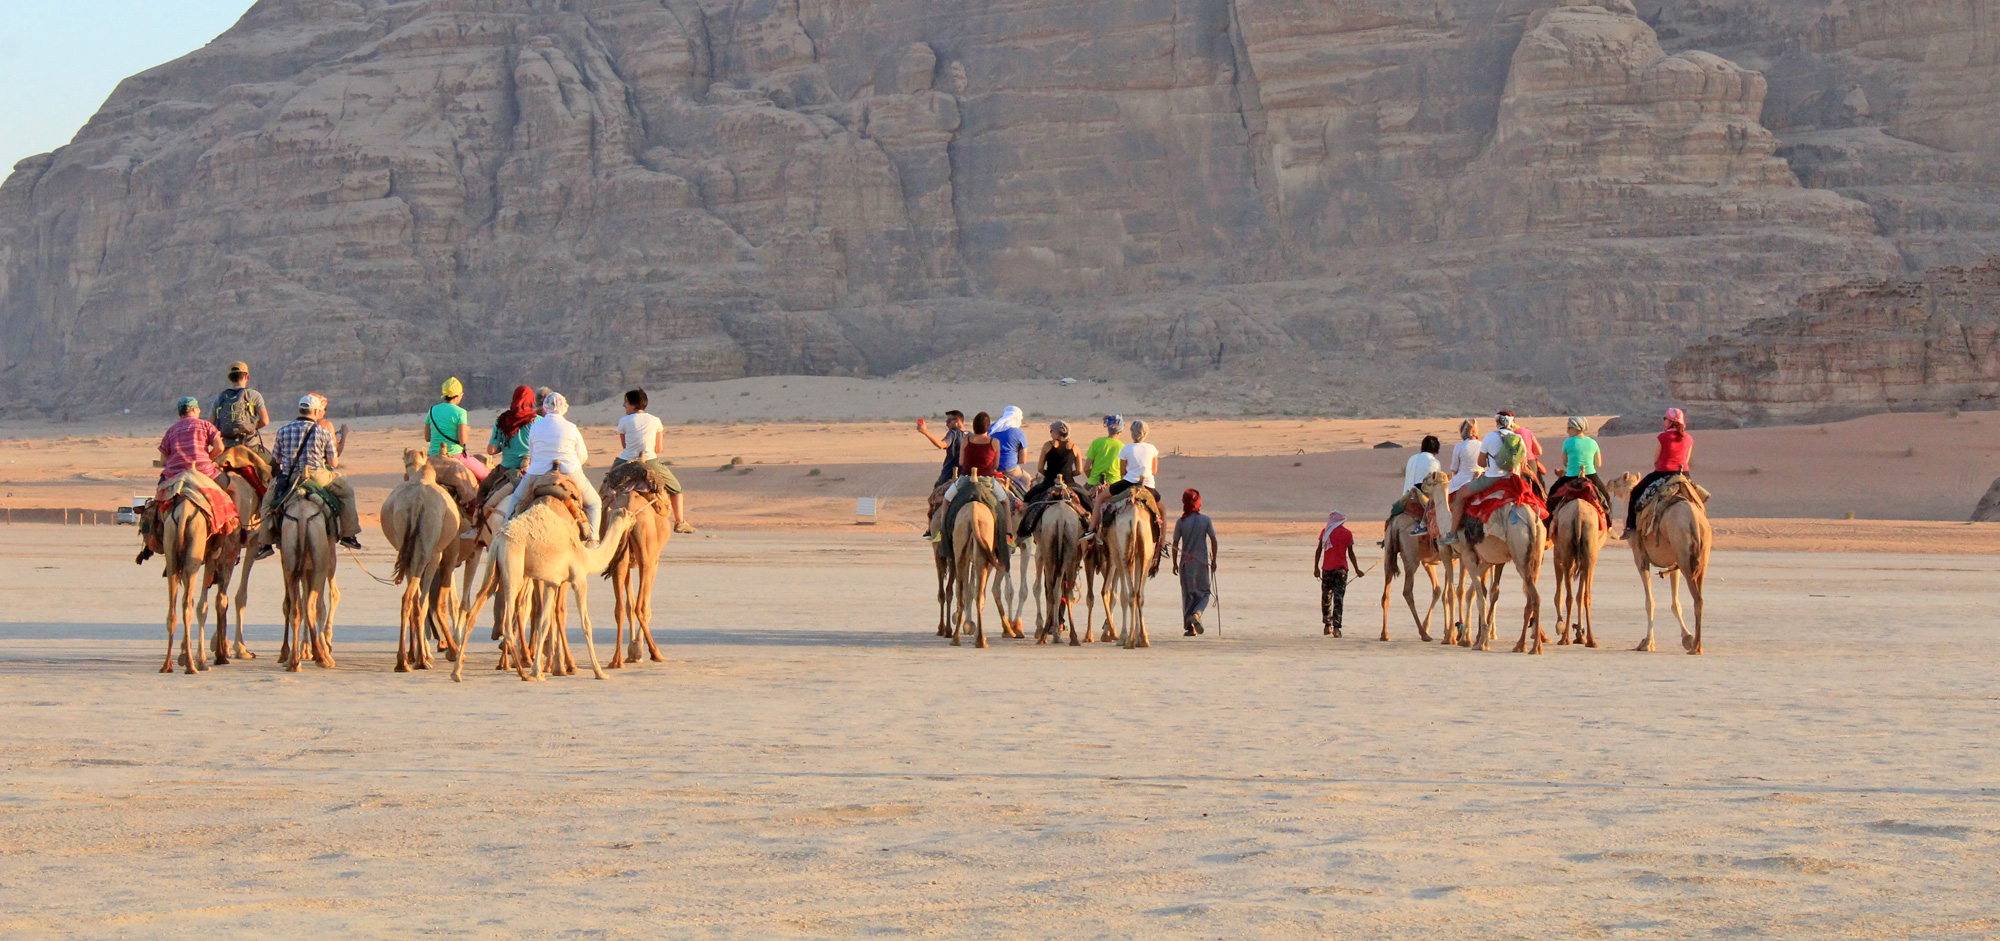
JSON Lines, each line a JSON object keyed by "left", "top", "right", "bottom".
{"left": 1547, "top": 478, "right": 1609, "bottom": 531}
{"left": 155, "top": 471, "right": 241, "bottom": 538}
{"left": 1464, "top": 476, "right": 1546, "bottom": 526}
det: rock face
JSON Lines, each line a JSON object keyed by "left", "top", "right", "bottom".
{"left": 1668, "top": 259, "right": 2000, "bottom": 425}
{"left": 0, "top": 0, "right": 1997, "bottom": 415}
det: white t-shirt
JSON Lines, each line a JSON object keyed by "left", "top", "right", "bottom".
{"left": 617, "top": 411, "right": 664, "bottom": 462}
{"left": 1480, "top": 430, "right": 1513, "bottom": 478}
{"left": 1447, "top": 439, "right": 1482, "bottom": 493}
{"left": 1119, "top": 442, "right": 1159, "bottom": 487}
{"left": 1403, "top": 451, "right": 1441, "bottom": 491}
{"left": 525, "top": 414, "right": 589, "bottom": 476}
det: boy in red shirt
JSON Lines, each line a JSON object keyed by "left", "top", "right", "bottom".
{"left": 1314, "top": 511, "right": 1367, "bottom": 637}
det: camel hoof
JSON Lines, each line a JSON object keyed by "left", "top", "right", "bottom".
{"left": 1512, "top": 642, "right": 1527, "bottom": 653}
{"left": 975, "top": 637, "right": 988, "bottom": 649}
{"left": 950, "top": 637, "right": 961, "bottom": 647}
{"left": 286, "top": 662, "right": 301, "bottom": 673}
{"left": 237, "top": 650, "right": 257, "bottom": 660}
{"left": 1687, "top": 645, "right": 1703, "bottom": 655}
{"left": 1418, "top": 633, "right": 1432, "bottom": 643}
{"left": 1635, "top": 641, "right": 1655, "bottom": 652}
{"left": 395, "top": 662, "right": 410, "bottom": 673}
{"left": 444, "top": 649, "right": 459, "bottom": 662}
{"left": 649, "top": 653, "right": 666, "bottom": 663}
{"left": 1068, "top": 637, "right": 1081, "bottom": 647}
{"left": 591, "top": 671, "right": 608, "bottom": 680}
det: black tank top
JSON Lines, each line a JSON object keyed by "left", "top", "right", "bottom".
{"left": 1040, "top": 443, "right": 1078, "bottom": 482}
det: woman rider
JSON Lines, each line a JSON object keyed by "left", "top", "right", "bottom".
{"left": 1551, "top": 416, "right": 1609, "bottom": 509}
{"left": 1083, "top": 419, "right": 1159, "bottom": 544}
{"left": 474, "top": 385, "right": 539, "bottom": 508}
{"left": 1623, "top": 408, "right": 1694, "bottom": 538}
{"left": 1016, "top": 420, "right": 1084, "bottom": 537}
{"left": 425, "top": 378, "right": 485, "bottom": 482}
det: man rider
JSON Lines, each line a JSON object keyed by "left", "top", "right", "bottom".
{"left": 254, "top": 393, "right": 363, "bottom": 558}
{"left": 211, "top": 362, "right": 272, "bottom": 457}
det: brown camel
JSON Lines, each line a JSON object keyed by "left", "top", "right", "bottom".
{"left": 947, "top": 499, "right": 1005, "bottom": 648}
{"left": 197, "top": 457, "right": 262, "bottom": 665}
{"left": 155, "top": 495, "right": 219, "bottom": 675}
{"left": 1420, "top": 474, "right": 1479, "bottom": 647}
{"left": 1108, "top": 496, "right": 1160, "bottom": 650}
{"left": 1379, "top": 473, "right": 1445, "bottom": 642}
{"left": 1432, "top": 473, "right": 1547, "bottom": 652}
{"left": 381, "top": 450, "right": 463, "bottom": 672}
{"left": 460, "top": 501, "right": 639, "bottom": 682}
{"left": 1031, "top": 499, "right": 1087, "bottom": 645}
{"left": 1610, "top": 472, "right": 1713, "bottom": 655}
{"left": 277, "top": 488, "right": 339, "bottom": 671}
{"left": 930, "top": 500, "right": 956, "bottom": 638}
{"left": 602, "top": 486, "right": 674, "bottom": 668}
{"left": 1550, "top": 491, "right": 1608, "bottom": 648}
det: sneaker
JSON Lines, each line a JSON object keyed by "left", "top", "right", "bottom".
{"left": 254, "top": 545, "right": 276, "bottom": 561}
{"left": 673, "top": 520, "right": 698, "bottom": 535}
{"left": 1410, "top": 522, "right": 1427, "bottom": 536}
{"left": 1438, "top": 532, "right": 1459, "bottom": 546}
{"left": 337, "top": 536, "right": 362, "bottom": 550}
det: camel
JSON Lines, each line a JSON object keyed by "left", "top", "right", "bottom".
{"left": 1107, "top": 495, "right": 1160, "bottom": 650}
{"left": 277, "top": 487, "right": 339, "bottom": 672}
{"left": 381, "top": 450, "right": 463, "bottom": 672}
{"left": 1549, "top": 486, "right": 1608, "bottom": 648}
{"left": 946, "top": 498, "right": 1006, "bottom": 648}
{"left": 930, "top": 500, "right": 956, "bottom": 638}
{"left": 1379, "top": 473, "right": 1445, "bottom": 642}
{"left": 197, "top": 455, "right": 263, "bottom": 665}
{"left": 1030, "top": 498, "right": 1088, "bottom": 645}
{"left": 460, "top": 500, "right": 639, "bottom": 682}
{"left": 154, "top": 495, "right": 219, "bottom": 675}
{"left": 1610, "top": 472, "right": 1713, "bottom": 655}
{"left": 602, "top": 486, "right": 674, "bottom": 667}
{"left": 1427, "top": 473, "right": 1546, "bottom": 652}
{"left": 1002, "top": 511, "right": 1035, "bottom": 641}
{"left": 1080, "top": 532, "right": 1119, "bottom": 643}
{"left": 1421, "top": 475, "right": 1480, "bottom": 647}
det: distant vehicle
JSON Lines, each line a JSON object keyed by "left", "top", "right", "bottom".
{"left": 115, "top": 495, "right": 145, "bottom": 525}
{"left": 1058, "top": 378, "right": 1076, "bottom": 386}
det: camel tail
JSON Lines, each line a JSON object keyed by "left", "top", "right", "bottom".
{"left": 392, "top": 522, "right": 423, "bottom": 583}
{"left": 600, "top": 533, "right": 629, "bottom": 581}
{"left": 1382, "top": 527, "right": 1401, "bottom": 581}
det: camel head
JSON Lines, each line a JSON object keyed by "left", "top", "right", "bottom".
{"left": 1609, "top": 472, "right": 1640, "bottom": 499}
{"left": 400, "top": 448, "right": 439, "bottom": 484}
{"left": 1419, "top": 469, "right": 1452, "bottom": 505}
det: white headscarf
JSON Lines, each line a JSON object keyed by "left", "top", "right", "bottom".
{"left": 1318, "top": 511, "right": 1348, "bottom": 552}
{"left": 543, "top": 392, "right": 569, "bottom": 417}
{"left": 992, "top": 406, "right": 1024, "bottom": 434}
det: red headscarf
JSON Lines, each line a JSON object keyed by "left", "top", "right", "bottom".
{"left": 1182, "top": 488, "right": 1202, "bottom": 515}
{"left": 497, "top": 384, "right": 537, "bottom": 438}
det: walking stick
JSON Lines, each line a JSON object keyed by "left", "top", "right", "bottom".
{"left": 1212, "top": 567, "right": 1222, "bottom": 637}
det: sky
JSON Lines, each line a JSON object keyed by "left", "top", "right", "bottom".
{"left": 0, "top": 1, "right": 254, "bottom": 171}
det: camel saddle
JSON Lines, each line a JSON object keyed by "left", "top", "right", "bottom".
{"left": 1635, "top": 474, "right": 1707, "bottom": 540}
{"left": 603, "top": 458, "right": 681, "bottom": 497}
{"left": 1464, "top": 476, "right": 1547, "bottom": 527}
{"left": 936, "top": 477, "right": 1012, "bottom": 572}
{"left": 218, "top": 446, "right": 272, "bottom": 499}
{"left": 283, "top": 477, "right": 345, "bottom": 539}
{"left": 1547, "top": 477, "right": 1610, "bottom": 531}
{"left": 1017, "top": 481, "right": 1087, "bottom": 538}
{"left": 427, "top": 453, "right": 482, "bottom": 515}
{"left": 153, "top": 471, "right": 240, "bottom": 540}
{"left": 1396, "top": 485, "right": 1439, "bottom": 548}
{"left": 523, "top": 472, "right": 593, "bottom": 541}
{"left": 1103, "top": 486, "right": 1164, "bottom": 578}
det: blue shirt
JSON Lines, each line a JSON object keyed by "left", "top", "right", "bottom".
{"left": 991, "top": 426, "right": 1027, "bottom": 473}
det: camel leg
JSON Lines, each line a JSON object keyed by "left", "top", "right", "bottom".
{"left": 607, "top": 563, "right": 630, "bottom": 669}
{"left": 1378, "top": 559, "right": 1394, "bottom": 642}
{"left": 973, "top": 565, "right": 989, "bottom": 650}
{"left": 1685, "top": 568, "right": 1704, "bottom": 656}
{"left": 1665, "top": 569, "right": 1693, "bottom": 654}
{"left": 1580, "top": 565, "right": 1599, "bottom": 648}
{"left": 396, "top": 580, "right": 417, "bottom": 672}
{"left": 161, "top": 575, "right": 181, "bottom": 674}
{"left": 638, "top": 560, "right": 666, "bottom": 663}
{"left": 180, "top": 575, "right": 201, "bottom": 674}
{"left": 572, "top": 582, "right": 609, "bottom": 680}
{"left": 1634, "top": 558, "right": 1658, "bottom": 652}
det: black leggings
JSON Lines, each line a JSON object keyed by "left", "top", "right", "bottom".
{"left": 1624, "top": 470, "right": 1680, "bottom": 531}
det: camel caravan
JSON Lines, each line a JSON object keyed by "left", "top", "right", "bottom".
{"left": 135, "top": 364, "right": 1714, "bottom": 679}
{"left": 138, "top": 368, "right": 694, "bottom": 679}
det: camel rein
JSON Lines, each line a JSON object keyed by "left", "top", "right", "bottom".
{"left": 341, "top": 546, "right": 401, "bottom": 586}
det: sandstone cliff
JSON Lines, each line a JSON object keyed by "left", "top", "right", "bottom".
{"left": 1, "top": 0, "right": 1996, "bottom": 416}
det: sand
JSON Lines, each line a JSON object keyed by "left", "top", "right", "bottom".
{"left": 2, "top": 526, "right": 1997, "bottom": 938}
{"left": 4, "top": 383, "right": 1999, "bottom": 936}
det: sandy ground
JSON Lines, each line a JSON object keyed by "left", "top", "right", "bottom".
{"left": 2, "top": 525, "right": 1997, "bottom": 938}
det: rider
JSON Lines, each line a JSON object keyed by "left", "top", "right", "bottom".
{"left": 501, "top": 392, "right": 603, "bottom": 547}
{"left": 1623, "top": 408, "right": 1694, "bottom": 538}
{"left": 1553, "top": 417, "right": 1610, "bottom": 507}
{"left": 1084, "top": 415, "right": 1125, "bottom": 487}
{"left": 916, "top": 410, "right": 968, "bottom": 489}
{"left": 1441, "top": 411, "right": 1521, "bottom": 544}
{"left": 137, "top": 397, "right": 229, "bottom": 564}
{"left": 424, "top": 377, "right": 483, "bottom": 481}
{"left": 1016, "top": 420, "right": 1084, "bottom": 537}
{"left": 1388, "top": 435, "right": 1442, "bottom": 527}
{"left": 1446, "top": 419, "right": 1481, "bottom": 496}
{"left": 990, "top": 405, "right": 1030, "bottom": 493}
{"left": 1083, "top": 419, "right": 1160, "bottom": 542}
{"left": 210, "top": 362, "right": 271, "bottom": 456}
{"left": 614, "top": 388, "right": 697, "bottom": 534}
{"left": 254, "top": 393, "right": 363, "bottom": 557}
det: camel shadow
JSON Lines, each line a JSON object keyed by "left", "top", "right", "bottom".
{"left": 657, "top": 628, "right": 943, "bottom": 649}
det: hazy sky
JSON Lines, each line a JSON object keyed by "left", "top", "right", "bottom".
{"left": 0, "top": 1, "right": 253, "bottom": 172}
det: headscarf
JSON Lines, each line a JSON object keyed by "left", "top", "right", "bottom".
{"left": 992, "top": 406, "right": 1024, "bottom": 434}
{"left": 1130, "top": 419, "right": 1148, "bottom": 442}
{"left": 441, "top": 377, "right": 464, "bottom": 399}
{"left": 176, "top": 396, "right": 200, "bottom": 416}
{"left": 1182, "top": 488, "right": 1201, "bottom": 515}
{"left": 1460, "top": 419, "right": 1478, "bottom": 440}
{"left": 1104, "top": 414, "right": 1123, "bottom": 433}
{"left": 1049, "top": 420, "right": 1069, "bottom": 440}
{"left": 1318, "top": 511, "right": 1347, "bottom": 552}
{"left": 1663, "top": 407, "right": 1686, "bottom": 428}
{"left": 1495, "top": 410, "right": 1515, "bottom": 431}
{"left": 497, "top": 384, "right": 537, "bottom": 438}
{"left": 543, "top": 392, "right": 569, "bottom": 417}
{"left": 1568, "top": 416, "right": 1588, "bottom": 434}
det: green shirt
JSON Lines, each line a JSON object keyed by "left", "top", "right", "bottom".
{"left": 489, "top": 418, "right": 534, "bottom": 469}
{"left": 1085, "top": 436, "right": 1125, "bottom": 485}
{"left": 427, "top": 401, "right": 470, "bottom": 456}
{"left": 1562, "top": 434, "right": 1601, "bottom": 477}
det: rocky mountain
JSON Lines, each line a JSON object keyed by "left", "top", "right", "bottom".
{"left": 2, "top": 0, "right": 1997, "bottom": 416}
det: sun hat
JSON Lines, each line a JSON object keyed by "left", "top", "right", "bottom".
{"left": 176, "top": 396, "right": 200, "bottom": 414}
{"left": 441, "top": 377, "right": 464, "bottom": 399}
{"left": 1663, "top": 407, "right": 1686, "bottom": 426}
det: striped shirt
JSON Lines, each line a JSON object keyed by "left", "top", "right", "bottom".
{"left": 158, "top": 417, "right": 222, "bottom": 480}
{"left": 272, "top": 419, "right": 336, "bottom": 474}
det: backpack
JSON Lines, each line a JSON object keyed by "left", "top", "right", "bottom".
{"left": 214, "top": 387, "right": 257, "bottom": 440}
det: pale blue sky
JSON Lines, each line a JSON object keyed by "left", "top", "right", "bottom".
{"left": 0, "top": 1, "right": 253, "bottom": 171}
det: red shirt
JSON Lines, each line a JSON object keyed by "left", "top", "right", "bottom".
{"left": 959, "top": 438, "right": 999, "bottom": 476}
{"left": 159, "top": 417, "right": 222, "bottom": 480}
{"left": 1655, "top": 429, "right": 1693, "bottom": 473}
{"left": 1319, "top": 525, "right": 1355, "bottom": 571}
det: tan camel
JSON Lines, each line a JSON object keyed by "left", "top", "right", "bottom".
{"left": 1031, "top": 499, "right": 1087, "bottom": 645}
{"left": 155, "top": 496, "right": 218, "bottom": 675}
{"left": 602, "top": 487, "right": 674, "bottom": 667}
{"left": 1549, "top": 489, "right": 1608, "bottom": 648}
{"left": 1081, "top": 532, "right": 1119, "bottom": 643}
{"left": 381, "top": 450, "right": 463, "bottom": 672}
{"left": 1108, "top": 496, "right": 1160, "bottom": 650}
{"left": 1420, "top": 475, "right": 1479, "bottom": 647}
{"left": 947, "top": 499, "right": 1005, "bottom": 648}
{"left": 197, "top": 459, "right": 262, "bottom": 665}
{"left": 1610, "top": 472, "right": 1713, "bottom": 655}
{"left": 459, "top": 501, "right": 638, "bottom": 682}
{"left": 277, "top": 489, "right": 338, "bottom": 672}
{"left": 1379, "top": 473, "right": 1445, "bottom": 642}
{"left": 930, "top": 500, "right": 956, "bottom": 638}
{"left": 1430, "top": 473, "right": 1547, "bottom": 652}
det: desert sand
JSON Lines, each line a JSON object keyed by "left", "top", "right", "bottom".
{"left": 3, "top": 382, "right": 1999, "bottom": 937}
